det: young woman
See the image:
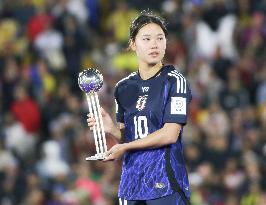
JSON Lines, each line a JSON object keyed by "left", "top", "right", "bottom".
{"left": 87, "top": 11, "right": 192, "bottom": 205}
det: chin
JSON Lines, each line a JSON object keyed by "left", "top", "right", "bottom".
{"left": 146, "top": 58, "right": 161, "bottom": 65}
{"left": 147, "top": 61, "right": 161, "bottom": 67}
{"left": 147, "top": 62, "right": 159, "bottom": 67}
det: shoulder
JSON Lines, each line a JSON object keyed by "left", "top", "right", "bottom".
{"left": 163, "top": 65, "right": 190, "bottom": 94}
{"left": 115, "top": 72, "right": 138, "bottom": 89}
{"left": 163, "top": 65, "right": 187, "bottom": 82}
{"left": 114, "top": 72, "right": 138, "bottom": 96}
{"left": 114, "top": 72, "right": 140, "bottom": 103}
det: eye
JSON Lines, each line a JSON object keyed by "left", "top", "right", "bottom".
{"left": 158, "top": 37, "right": 164, "bottom": 40}
{"left": 143, "top": 38, "right": 150, "bottom": 41}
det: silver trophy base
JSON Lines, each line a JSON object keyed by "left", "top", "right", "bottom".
{"left": 86, "top": 153, "right": 106, "bottom": 161}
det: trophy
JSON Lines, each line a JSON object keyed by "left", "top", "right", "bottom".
{"left": 78, "top": 68, "right": 107, "bottom": 160}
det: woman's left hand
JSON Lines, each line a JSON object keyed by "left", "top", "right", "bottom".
{"left": 103, "top": 143, "right": 128, "bottom": 161}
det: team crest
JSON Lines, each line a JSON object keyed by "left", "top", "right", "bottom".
{"left": 136, "top": 95, "right": 148, "bottom": 111}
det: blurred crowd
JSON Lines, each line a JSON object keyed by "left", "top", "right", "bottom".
{"left": 0, "top": 0, "right": 266, "bottom": 205}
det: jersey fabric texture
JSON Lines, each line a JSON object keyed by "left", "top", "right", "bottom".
{"left": 114, "top": 65, "right": 192, "bottom": 201}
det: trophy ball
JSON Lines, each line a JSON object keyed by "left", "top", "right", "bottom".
{"left": 78, "top": 68, "right": 103, "bottom": 93}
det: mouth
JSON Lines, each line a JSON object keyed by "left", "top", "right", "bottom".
{"left": 149, "top": 51, "right": 160, "bottom": 57}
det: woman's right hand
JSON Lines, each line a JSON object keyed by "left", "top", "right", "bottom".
{"left": 87, "top": 107, "right": 117, "bottom": 135}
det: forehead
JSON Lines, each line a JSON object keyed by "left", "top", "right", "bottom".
{"left": 136, "top": 23, "right": 165, "bottom": 36}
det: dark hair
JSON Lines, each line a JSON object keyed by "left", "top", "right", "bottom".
{"left": 129, "top": 10, "right": 168, "bottom": 41}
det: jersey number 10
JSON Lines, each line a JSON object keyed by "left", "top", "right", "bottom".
{"left": 134, "top": 116, "right": 148, "bottom": 140}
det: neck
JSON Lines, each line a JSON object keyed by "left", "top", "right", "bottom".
{"left": 138, "top": 62, "right": 163, "bottom": 80}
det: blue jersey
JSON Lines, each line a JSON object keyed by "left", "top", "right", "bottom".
{"left": 114, "top": 65, "right": 192, "bottom": 200}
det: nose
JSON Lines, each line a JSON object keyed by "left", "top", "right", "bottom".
{"left": 151, "top": 39, "right": 158, "bottom": 49}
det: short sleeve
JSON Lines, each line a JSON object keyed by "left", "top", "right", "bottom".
{"left": 163, "top": 72, "right": 192, "bottom": 125}
{"left": 114, "top": 86, "right": 125, "bottom": 123}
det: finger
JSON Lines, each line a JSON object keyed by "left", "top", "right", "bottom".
{"left": 103, "top": 149, "right": 114, "bottom": 160}
{"left": 87, "top": 113, "right": 94, "bottom": 118}
{"left": 87, "top": 114, "right": 95, "bottom": 120}
{"left": 87, "top": 119, "right": 96, "bottom": 125}
{"left": 105, "top": 150, "right": 112, "bottom": 156}
{"left": 87, "top": 122, "right": 96, "bottom": 130}
{"left": 103, "top": 154, "right": 115, "bottom": 162}
{"left": 87, "top": 118, "right": 96, "bottom": 123}
{"left": 87, "top": 122, "right": 96, "bottom": 126}
{"left": 106, "top": 145, "right": 118, "bottom": 154}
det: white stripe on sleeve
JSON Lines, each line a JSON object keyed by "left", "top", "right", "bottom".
{"left": 168, "top": 72, "right": 187, "bottom": 93}
{"left": 172, "top": 70, "right": 187, "bottom": 93}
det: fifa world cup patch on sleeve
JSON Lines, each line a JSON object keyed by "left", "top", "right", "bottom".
{"left": 171, "top": 97, "right": 186, "bottom": 115}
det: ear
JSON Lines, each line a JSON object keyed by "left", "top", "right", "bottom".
{"left": 129, "top": 39, "right": 136, "bottom": 51}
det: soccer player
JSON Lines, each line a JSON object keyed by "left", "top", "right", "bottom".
{"left": 87, "top": 11, "right": 192, "bottom": 205}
